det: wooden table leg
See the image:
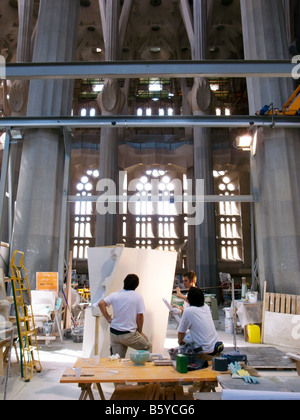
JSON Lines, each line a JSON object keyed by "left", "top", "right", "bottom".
{"left": 96, "top": 383, "right": 105, "bottom": 400}
{"left": 78, "top": 384, "right": 95, "bottom": 400}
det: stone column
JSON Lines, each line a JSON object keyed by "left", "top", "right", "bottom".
{"left": 11, "top": 0, "right": 79, "bottom": 288}
{"left": 187, "top": 0, "right": 218, "bottom": 288}
{"left": 240, "top": 0, "right": 300, "bottom": 294}
{"left": 5, "top": 1, "right": 34, "bottom": 246}
{"left": 96, "top": 0, "right": 124, "bottom": 246}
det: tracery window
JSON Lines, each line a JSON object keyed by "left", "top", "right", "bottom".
{"left": 122, "top": 168, "right": 187, "bottom": 252}
{"left": 71, "top": 169, "right": 99, "bottom": 259}
{"left": 214, "top": 170, "right": 243, "bottom": 262}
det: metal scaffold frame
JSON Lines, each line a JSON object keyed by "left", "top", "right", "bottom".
{"left": 5, "top": 59, "right": 296, "bottom": 80}
{"left": 0, "top": 59, "right": 299, "bottom": 290}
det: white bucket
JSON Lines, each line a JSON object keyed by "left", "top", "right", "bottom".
{"left": 225, "top": 317, "right": 234, "bottom": 334}
{"left": 246, "top": 291, "right": 258, "bottom": 303}
{"left": 223, "top": 307, "right": 233, "bottom": 319}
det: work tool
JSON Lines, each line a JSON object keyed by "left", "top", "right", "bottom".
{"left": 222, "top": 276, "right": 247, "bottom": 364}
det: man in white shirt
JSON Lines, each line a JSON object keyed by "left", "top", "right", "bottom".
{"left": 99, "top": 274, "right": 152, "bottom": 358}
{"left": 178, "top": 287, "right": 223, "bottom": 356}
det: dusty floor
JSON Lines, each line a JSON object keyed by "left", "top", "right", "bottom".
{"left": 1, "top": 308, "right": 298, "bottom": 400}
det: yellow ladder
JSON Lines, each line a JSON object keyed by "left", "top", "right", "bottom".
{"left": 10, "top": 251, "right": 42, "bottom": 382}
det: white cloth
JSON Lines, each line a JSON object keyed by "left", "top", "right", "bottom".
{"left": 104, "top": 289, "right": 145, "bottom": 333}
{"left": 178, "top": 304, "right": 219, "bottom": 353}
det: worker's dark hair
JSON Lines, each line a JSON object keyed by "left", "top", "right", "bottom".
{"left": 183, "top": 271, "right": 197, "bottom": 283}
{"left": 124, "top": 274, "right": 139, "bottom": 290}
{"left": 187, "top": 287, "right": 205, "bottom": 307}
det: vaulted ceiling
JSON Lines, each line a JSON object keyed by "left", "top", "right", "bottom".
{"left": 0, "top": 0, "right": 243, "bottom": 64}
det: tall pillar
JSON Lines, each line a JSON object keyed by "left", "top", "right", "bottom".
{"left": 96, "top": 1, "right": 124, "bottom": 246}
{"left": 5, "top": 1, "right": 34, "bottom": 246}
{"left": 240, "top": 0, "right": 300, "bottom": 294}
{"left": 11, "top": 0, "right": 79, "bottom": 288}
{"left": 187, "top": 0, "right": 218, "bottom": 288}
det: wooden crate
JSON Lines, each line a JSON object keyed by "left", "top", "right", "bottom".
{"left": 264, "top": 292, "right": 300, "bottom": 315}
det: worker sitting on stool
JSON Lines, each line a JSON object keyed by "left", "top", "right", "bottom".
{"left": 177, "top": 287, "right": 224, "bottom": 361}
{"left": 177, "top": 287, "right": 224, "bottom": 393}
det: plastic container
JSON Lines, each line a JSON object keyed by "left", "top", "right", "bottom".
{"left": 247, "top": 324, "right": 261, "bottom": 343}
{"left": 223, "top": 307, "right": 233, "bottom": 319}
{"left": 246, "top": 291, "right": 258, "bottom": 303}
{"left": 225, "top": 317, "right": 234, "bottom": 334}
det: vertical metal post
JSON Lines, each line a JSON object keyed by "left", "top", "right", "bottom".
{"left": 58, "top": 129, "right": 71, "bottom": 293}
{"left": 7, "top": 148, "right": 14, "bottom": 245}
{"left": 0, "top": 130, "right": 11, "bottom": 242}
{"left": 249, "top": 138, "right": 257, "bottom": 292}
{"left": 231, "top": 276, "right": 237, "bottom": 352}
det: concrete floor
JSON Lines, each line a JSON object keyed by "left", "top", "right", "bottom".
{"left": 1, "top": 308, "right": 298, "bottom": 400}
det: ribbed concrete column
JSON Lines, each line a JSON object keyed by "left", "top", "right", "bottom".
{"left": 96, "top": 1, "right": 122, "bottom": 247}
{"left": 3, "top": 1, "right": 34, "bottom": 246}
{"left": 241, "top": 0, "right": 300, "bottom": 294}
{"left": 16, "top": 0, "right": 34, "bottom": 63}
{"left": 11, "top": 0, "right": 79, "bottom": 287}
{"left": 188, "top": 0, "right": 218, "bottom": 289}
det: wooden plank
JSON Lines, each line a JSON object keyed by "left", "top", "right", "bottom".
{"left": 285, "top": 294, "right": 291, "bottom": 314}
{"left": 291, "top": 295, "right": 297, "bottom": 315}
{"left": 275, "top": 294, "right": 280, "bottom": 313}
{"left": 269, "top": 293, "right": 275, "bottom": 312}
{"left": 264, "top": 291, "right": 270, "bottom": 311}
{"left": 280, "top": 294, "right": 286, "bottom": 313}
{"left": 297, "top": 296, "right": 300, "bottom": 315}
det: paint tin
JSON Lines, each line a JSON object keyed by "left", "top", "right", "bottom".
{"left": 176, "top": 354, "right": 188, "bottom": 373}
{"left": 212, "top": 357, "right": 229, "bottom": 372}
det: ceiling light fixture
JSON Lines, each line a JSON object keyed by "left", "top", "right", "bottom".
{"left": 210, "top": 84, "right": 219, "bottom": 92}
{"left": 234, "top": 135, "right": 252, "bottom": 151}
{"left": 149, "top": 82, "right": 162, "bottom": 91}
{"left": 92, "top": 83, "right": 104, "bottom": 92}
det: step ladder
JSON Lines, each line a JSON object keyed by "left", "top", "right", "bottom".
{"left": 10, "top": 251, "right": 42, "bottom": 382}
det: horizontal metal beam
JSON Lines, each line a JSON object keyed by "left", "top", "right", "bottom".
{"left": 5, "top": 60, "right": 295, "bottom": 80}
{"left": 1, "top": 115, "right": 300, "bottom": 130}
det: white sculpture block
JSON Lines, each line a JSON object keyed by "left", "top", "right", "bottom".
{"left": 83, "top": 246, "right": 177, "bottom": 358}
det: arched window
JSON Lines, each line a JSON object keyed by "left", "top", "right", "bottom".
{"left": 123, "top": 168, "right": 187, "bottom": 251}
{"left": 72, "top": 169, "right": 99, "bottom": 258}
{"left": 214, "top": 170, "right": 243, "bottom": 262}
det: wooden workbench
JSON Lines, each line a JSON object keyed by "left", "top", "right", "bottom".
{"left": 60, "top": 357, "right": 224, "bottom": 400}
